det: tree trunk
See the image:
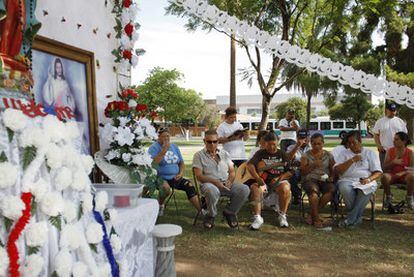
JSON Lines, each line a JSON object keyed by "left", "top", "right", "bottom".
{"left": 230, "top": 34, "right": 236, "bottom": 107}
{"left": 306, "top": 93, "right": 312, "bottom": 130}
{"left": 259, "top": 94, "right": 272, "bottom": 131}
{"left": 402, "top": 109, "right": 414, "bottom": 141}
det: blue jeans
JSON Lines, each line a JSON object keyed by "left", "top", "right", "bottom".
{"left": 338, "top": 180, "right": 373, "bottom": 225}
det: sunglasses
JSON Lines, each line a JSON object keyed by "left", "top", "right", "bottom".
{"left": 205, "top": 140, "right": 218, "bottom": 144}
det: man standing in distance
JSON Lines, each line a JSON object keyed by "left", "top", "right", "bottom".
{"left": 278, "top": 109, "right": 300, "bottom": 152}
{"left": 372, "top": 103, "right": 407, "bottom": 167}
{"left": 217, "top": 107, "right": 249, "bottom": 167}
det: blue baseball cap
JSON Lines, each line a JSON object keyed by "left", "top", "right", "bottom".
{"left": 386, "top": 103, "right": 397, "bottom": 111}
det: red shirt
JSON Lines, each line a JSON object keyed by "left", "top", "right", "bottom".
{"left": 388, "top": 147, "right": 412, "bottom": 175}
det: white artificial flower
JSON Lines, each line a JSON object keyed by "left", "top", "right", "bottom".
{"left": 110, "top": 234, "right": 122, "bottom": 254}
{"left": 0, "top": 196, "right": 25, "bottom": 220}
{"left": 81, "top": 155, "right": 95, "bottom": 175}
{"left": 0, "top": 162, "right": 18, "bottom": 189}
{"left": 2, "top": 108, "right": 27, "bottom": 131}
{"left": 118, "top": 117, "right": 129, "bottom": 128}
{"left": 121, "top": 10, "right": 131, "bottom": 25}
{"left": 22, "top": 178, "right": 47, "bottom": 202}
{"left": 129, "top": 4, "right": 139, "bottom": 19}
{"left": 138, "top": 118, "right": 151, "bottom": 128}
{"left": 133, "top": 125, "right": 144, "bottom": 140}
{"left": 105, "top": 149, "right": 120, "bottom": 161}
{"left": 131, "top": 55, "right": 138, "bottom": 67}
{"left": 132, "top": 151, "right": 153, "bottom": 166}
{"left": 122, "top": 153, "right": 132, "bottom": 163}
{"left": 43, "top": 115, "right": 66, "bottom": 143}
{"left": 19, "top": 126, "right": 50, "bottom": 148}
{"left": 39, "top": 192, "right": 64, "bottom": 217}
{"left": 0, "top": 247, "right": 9, "bottom": 276}
{"left": 145, "top": 125, "right": 158, "bottom": 140}
{"left": 119, "top": 59, "right": 130, "bottom": 73}
{"left": 65, "top": 121, "right": 81, "bottom": 141}
{"left": 131, "top": 32, "right": 139, "bottom": 43}
{"left": 72, "top": 262, "right": 88, "bottom": 277}
{"left": 45, "top": 144, "right": 64, "bottom": 169}
{"left": 22, "top": 254, "right": 44, "bottom": 277}
{"left": 115, "top": 126, "right": 135, "bottom": 146}
{"left": 71, "top": 169, "right": 89, "bottom": 191}
{"left": 25, "top": 221, "right": 48, "bottom": 247}
{"left": 95, "top": 191, "right": 108, "bottom": 212}
{"left": 120, "top": 34, "right": 132, "bottom": 49}
{"left": 61, "top": 145, "right": 79, "bottom": 168}
{"left": 54, "top": 167, "right": 72, "bottom": 191}
{"left": 81, "top": 193, "right": 93, "bottom": 214}
{"left": 107, "top": 208, "right": 118, "bottom": 222}
{"left": 97, "top": 263, "right": 111, "bottom": 277}
{"left": 55, "top": 249, "right": 73, "bottom": 276}
{"left": 119, "top": 259, "right": 128, "bottom": 277}
{"left": 86, "top": 222, "right": 104, "bottom": 244}
{"left": 60, "top": 224, "right": 81, "bottom": 250}
{"left": 128, "top": 99, "right": 137, "bottom": 108}
{"left": 62, "top": 200, "right": 77, "bottom": 223}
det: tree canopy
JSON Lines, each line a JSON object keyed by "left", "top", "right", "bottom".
{"left": 138, "top": 67, "right": 206, "bottom": 125}
{"left": 273, "top": 97, "right": 307, "bottom": 124}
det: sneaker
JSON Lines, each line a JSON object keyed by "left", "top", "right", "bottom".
{"left": 278, "top": 213, "right": 289, "bottom": 228}
{"left": 250, "top": 215, "right": 264, "bottom": 230}
{"left": 407, "top": 196, "right": 414, "bottom": 210}
{"left": 384, "top": 195, "right": 393, "bottom": 209}
{"left": 158, "top": 204, "right": 165, "bottom": 217}
{"left": 201, "top": 208, "right": 208, "bottom": 216}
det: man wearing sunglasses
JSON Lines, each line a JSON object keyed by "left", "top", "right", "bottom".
{"left": 193, "top": 129, "right": 250, "bottom": 229}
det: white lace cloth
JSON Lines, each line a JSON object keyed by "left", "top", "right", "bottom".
{"left": 113, "top": 198, "right": 159, "bottom": 277}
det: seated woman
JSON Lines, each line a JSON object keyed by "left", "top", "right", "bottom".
{"left": 335, "top": 131, "right": 382, "bottom": 228}
{"left": 300, "top": 133, "right": 335, "bottom": 228}
{"left": 381, "top": 132, "right": 414, "bottom": 209}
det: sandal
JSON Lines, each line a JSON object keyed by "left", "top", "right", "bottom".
{"left": 223, "top": 210, "right": 238, "bottom": 229}
{"left": 203, "top": 216, "right": 215, "bottom": 229}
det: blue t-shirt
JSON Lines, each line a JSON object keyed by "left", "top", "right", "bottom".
{"left": 148, "top": 142, "right": 184, "bottom": 180}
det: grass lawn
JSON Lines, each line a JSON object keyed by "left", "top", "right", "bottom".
{"left": 156, "top": 138, "right": 414, "bottom": 276}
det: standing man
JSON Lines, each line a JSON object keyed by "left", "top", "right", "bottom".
{"left": 372, "top": 103, "right": 407, "bottom": 166}
{"left": 278, "top": 109, "right": 300, "bottom": 152}
{"left": 217, "top": 106, "right": 249, "bottom": 167}
{"left": 148, "top": 128, "right": 202, "bottom": 216}
{"left": 193, "top": 130, "right": 250, "bottom": 229}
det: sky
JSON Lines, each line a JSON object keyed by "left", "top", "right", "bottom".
{"left": 132, "top": 0, "right": 387, "bottom": 103}
{"left": 131, "top": 0, "right": 278, "bottom": 100}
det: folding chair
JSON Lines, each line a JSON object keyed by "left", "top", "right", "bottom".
{"left": 164, "top": 186, "right": 179, "bottom": 215}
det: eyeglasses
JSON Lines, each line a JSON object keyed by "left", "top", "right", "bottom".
{"left": 205, "top": 140, "right": 218, "bottom": 144}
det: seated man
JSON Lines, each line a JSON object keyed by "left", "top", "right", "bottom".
{"left": 192, "top": 129, "right": 250, "bottom": 229}
{"left": 148, "top": 128, "right": 202, "bottom": 216}
{"left": 300, "top": 133, "right": 335, "bottom": 228}
{"left": 247, "top": 132, "right": 293, "bottom": 229}
{"left": 335, "top": 131, "right": 382, "bottom": 228}
{"left": 286, "top": 129, "right": 311, "bottom": 204}
{"left": 381, "top": 131, "right": 414, "bottom": 209}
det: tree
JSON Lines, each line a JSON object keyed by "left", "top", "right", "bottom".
{"left": 273, "top": 97, "right": 307, "bottom": 124}
{"left": 199, "top": 105, "right": 221, "bottom": 128}
{"left": 366, "top": 101, "right": 385, "bottom": 131}
{"left": 329, "top": 92, "right": 373, "bottom": 132}
{"left": 138, "top": 67, "right": 206, "bottom": 125}
{"left": 166, "top": 0, "right": 353, "bottom": 130}
{"left": 230, "top": 34, "right": 236, "bottom": 107}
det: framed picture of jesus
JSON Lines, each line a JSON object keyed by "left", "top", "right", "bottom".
{"left": 32, "top": 35, "right": 99, "bottom": 155}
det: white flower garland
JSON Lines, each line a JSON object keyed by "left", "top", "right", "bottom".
{"left": 86, "top": 222, "right": 104, "bottom": 244}
{"left": 0, "top": 162, "right": 18, "bottom": 189}
{"left": 172, "top": 0, "right": 414, "bottom": 109}
{"left": 0, "top": 196, "right": 25, "bottom": 220}
{"left": 22, "top": 255, "right": 44, "bottom": 277}
{"left": 25, "top": 221, "right": 48, "bottom": 247}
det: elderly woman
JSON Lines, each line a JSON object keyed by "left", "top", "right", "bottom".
{"left": 335, "top": 131, "right": 382, "bottom": 227}
{"left": 381, "top": 132, "right": 414, "bottom": 209}
{"left": 300, "top": 133, "right": 335, "bottom": 228}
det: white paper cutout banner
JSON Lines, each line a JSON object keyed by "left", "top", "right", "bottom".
{"left": 172, "top": 0, "right": 414, "bottom": 109}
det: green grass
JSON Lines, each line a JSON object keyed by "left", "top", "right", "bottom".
{"left": 156, "top": 142, "right": 414, "bottom": 276}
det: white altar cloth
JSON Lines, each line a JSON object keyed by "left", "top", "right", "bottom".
{"left": 113, "top": 198, "right": 159, "bottom": 277}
